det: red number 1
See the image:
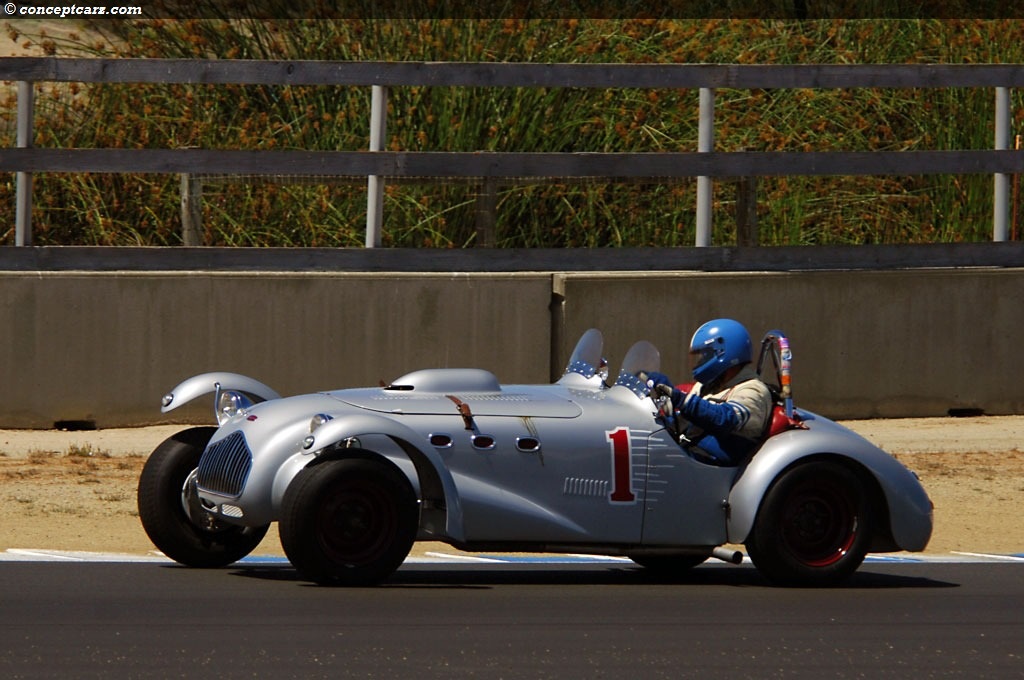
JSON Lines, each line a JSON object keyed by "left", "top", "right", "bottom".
{"left": 607, "top": 428, "right": 635, "bottom": 503}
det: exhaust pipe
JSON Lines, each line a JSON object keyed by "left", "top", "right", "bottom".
{"left": 712, "top": 546, "right": 744, "bottom": 564}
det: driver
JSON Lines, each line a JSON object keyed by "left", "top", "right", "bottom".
{"left": 646, "top": 318, "right": 773, "bottom": 466}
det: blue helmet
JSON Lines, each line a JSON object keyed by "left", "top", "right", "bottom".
{"left": 689, "top": 319, "right": 753, "bottom": 386}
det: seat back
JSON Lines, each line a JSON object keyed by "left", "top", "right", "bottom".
{"left": 766, "top": 402, "right": 804, "bottom": 438}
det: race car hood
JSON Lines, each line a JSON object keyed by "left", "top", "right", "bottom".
{"left": 326, "top": 368, "right": 583, "bottom": 419}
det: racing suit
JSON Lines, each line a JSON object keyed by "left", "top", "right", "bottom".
{"left": 674, "top": 366, "right": 773, "bottom": 466}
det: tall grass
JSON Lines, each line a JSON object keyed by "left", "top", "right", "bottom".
{"left": 2, "top": 16, "right": 1024, "bottom": 247}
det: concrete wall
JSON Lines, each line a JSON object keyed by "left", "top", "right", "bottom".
{"left": 0, "top": 272, "right": 554, "bottom": 428}
{"left": 555, "top": 269, "right": 1024, "bottom": 419}
{"left": 1, "top": 267, "right": 1021, "bottom": 428}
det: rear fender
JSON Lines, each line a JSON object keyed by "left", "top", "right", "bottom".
{"left": 727, "top": 422, "right": 933, "bottom": 552}
{"left": 161, "top": 372, "right": 282, "bottom": 414}
{"left": 291, "top": 413, "right": 465, "bottom": 543}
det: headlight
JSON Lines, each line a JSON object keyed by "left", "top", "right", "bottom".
{"left": 309, "top": 413, "right": 333, "bottom": 433}
{"left": 302, "top": 414, "right": 359, "bottom": 455}
{"left": 302, "top": 414, "right": 333, "bottom": 452}
{"left": 216, "top": 390, "right": 253, "bottom": 425}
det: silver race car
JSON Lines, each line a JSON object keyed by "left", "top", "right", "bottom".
{"left": 138, "top": 329, "right": 932, "bottom": 586}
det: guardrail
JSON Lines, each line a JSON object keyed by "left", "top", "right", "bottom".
{"left": 2, "top": 58, "right": 1022, "bottom": 247}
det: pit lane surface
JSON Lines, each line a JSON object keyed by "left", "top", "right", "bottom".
{"left": 1, "top": 561, "right": 1021, "bottom": 678}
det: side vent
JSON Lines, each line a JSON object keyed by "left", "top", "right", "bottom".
{"left": 563, "top": 477, "right": 609, "bottom": 498}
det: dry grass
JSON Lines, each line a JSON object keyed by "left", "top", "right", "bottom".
{"left": 2, "top": 18, "right": 1022, "bottom": 247}
{"left": 0, "top": 445, "right": 144, "bottom": 521}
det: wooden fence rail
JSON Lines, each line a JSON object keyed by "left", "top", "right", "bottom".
{"left": 1, "top": 58, "right": 1021, "bottom": 247}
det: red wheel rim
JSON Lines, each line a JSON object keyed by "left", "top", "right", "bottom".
{"left": 780, "top": 477, "right": 859, "bottom": 568}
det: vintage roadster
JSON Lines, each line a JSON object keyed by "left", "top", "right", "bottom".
{"left": 138, "top": 329, "right": 932, "bottom": 586}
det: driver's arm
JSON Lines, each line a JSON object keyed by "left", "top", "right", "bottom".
{"left": 680, "top": 393, "right": 745, "bottom": 432}
{"left": 681, "top": 382, "right": 771, "bottom": 439}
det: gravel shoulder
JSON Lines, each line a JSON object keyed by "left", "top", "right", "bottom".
{"left": 1, "top": 416, "right": 1022, "bottom": 558}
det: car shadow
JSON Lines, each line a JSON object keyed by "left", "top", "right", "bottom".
{"left": 225, "top": 562, "right": 959, "bottom": 590}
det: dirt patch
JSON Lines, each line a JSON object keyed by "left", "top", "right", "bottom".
{"left": 844, "top": 416, "right": 1024, "bottom": 555}
{"left": 0, "top": 417, "right": 1022, "bottom": 558}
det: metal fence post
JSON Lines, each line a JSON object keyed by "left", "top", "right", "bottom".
{"left": 695, "top": 87, "right": 714, "bottom": 247}
{"left": 994, "top": 86, "right": 1011, "bottom": 242}
{"left": 15, "top": 81, "right": 34, "bottom": 247}
{"left": 365, "top": 85, "right": 388, "bottom": 248}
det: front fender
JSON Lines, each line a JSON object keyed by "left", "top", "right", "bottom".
{"left": 298, "top": 412, "right": 465, "bottom": 543}
{"left": 161, "top": 372, "right": 282, "bottom": 414}
{"left": 727, "top": 416, "right": 933, "bottom": 552}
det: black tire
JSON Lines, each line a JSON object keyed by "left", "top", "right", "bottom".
{"left": 279, "top": 457, "right": 418, "bottom": 586}
{"left": 745, "top": 461, "right": 872, "bottom": 587}
{"left": 630, "top": 554, "right": 709, "bottom": 575}
{"left": 137, "top": 427, "right": 269, "bottom": 568}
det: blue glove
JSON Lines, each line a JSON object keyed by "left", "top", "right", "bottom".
{"left": 644, "top": 371, "right": 674, "bottom": 389}
{"left": 644, "top": 372, "right": 684, "bottom": 408}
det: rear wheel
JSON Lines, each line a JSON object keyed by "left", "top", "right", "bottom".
{"left": 137, "top": 427, "right": 269, "bottom": 567}
{"left": 280, "top": 457, "right": 418, "bottom": 586}
{"left": 745, "top": 461, "right": 871, "bottom": 587}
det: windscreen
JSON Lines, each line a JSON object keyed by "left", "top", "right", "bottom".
{"left": 562, "top": 328, "right": 605, "bottom": 379}
{"left": 614, "top": 340, "right": 661, "bottom": 398}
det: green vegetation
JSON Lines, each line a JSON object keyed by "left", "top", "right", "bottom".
{"left": 3, "top": 17, "right": 1024, "bottom": 247}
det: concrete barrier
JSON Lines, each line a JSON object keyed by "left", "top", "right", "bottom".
{"left": 1, "top": 266, "right": 1021, "bottom": 427}
{"left": 0, "top": 272, "right": 554, "bottom": 428}
{"left": 555, "top": 269, "right": 1024, "bottom": 419}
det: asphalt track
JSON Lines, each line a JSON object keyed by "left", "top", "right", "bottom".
{"left": 0, "top": 557, "right": 1021, "bottom": 679}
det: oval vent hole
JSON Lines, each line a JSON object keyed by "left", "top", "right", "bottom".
{"left": 429, "top": 434, "right": 453, "bottom": 448}
{"left": 516, "top": 437, "right": 541, "bottom": 452}
{"left": 472, "top": 435, "right": 495, "bottom": 450}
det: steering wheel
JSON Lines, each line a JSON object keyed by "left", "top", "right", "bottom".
{"left": 638, "top": 375, "right": 695, "bottom": 445}
{"left": 652, "top": 386, "right": 674, "bottom": 420}
{"left": 640, "top": 377, "right": 684, "bottom": 440}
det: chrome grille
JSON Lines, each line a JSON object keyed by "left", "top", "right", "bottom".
{"left": 196, "top": 431, "right": 252, "bottom": 497}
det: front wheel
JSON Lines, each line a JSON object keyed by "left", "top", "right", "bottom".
{"left": 745, "top": 461, "right": 872, "bottom": 587}
{"left": 279, "top": 457, "right": 419, "bottom": 586}
{"left": 137, "top": 427, "right": 269, "bottom": 567}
